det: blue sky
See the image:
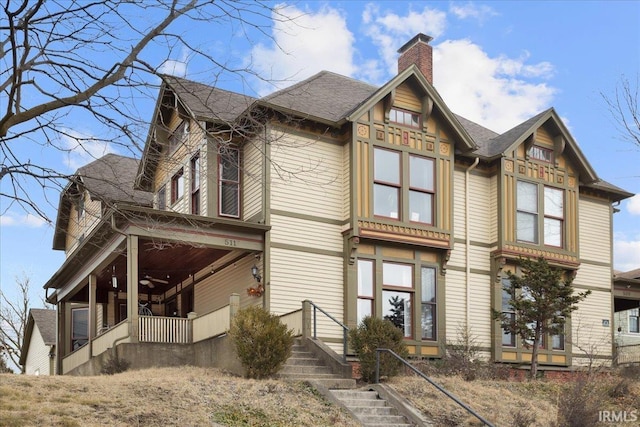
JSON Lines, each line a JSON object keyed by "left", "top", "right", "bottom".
{"left": 1, "top": 1, "right": 639, "bottom": 307}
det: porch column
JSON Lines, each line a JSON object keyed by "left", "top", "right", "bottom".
{"left": 127, "top": 235, "right": 139, "bottom": 343}
{"left": 88, "top": 273, "right": 97, "bottom": 357}
{"left": 56, "top": 301, "right": 65, "bottom": 375}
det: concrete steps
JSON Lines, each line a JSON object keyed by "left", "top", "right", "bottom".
{"left": 330, "top": 389, "right": 413, "bottom": 427}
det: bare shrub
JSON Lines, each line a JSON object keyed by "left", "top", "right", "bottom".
{"left": 556, "top": 376, "right": 600, "bottom": 427}
{"left": 100, "top": 354, "right": 130, "bottom": 375}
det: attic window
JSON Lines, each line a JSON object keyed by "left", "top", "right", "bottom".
{"left": 529, "top": 146, "right": 553, "bottom": 163}
{"left": 169, "top": 121, "right": 188, "bottom": 153}
{"left": 389, "top": 108, "right": 421, "bottom": 129}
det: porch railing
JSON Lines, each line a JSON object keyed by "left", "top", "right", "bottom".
{"left": 616, "top": 344, "right": 640, "bottom": 365}
{"left": 280, "top": 309, "right": 303, "bottom": 336}
{"left": 62, "top": 343, "right": 90, "bottom": 374}
{"left": 139, "top": 315, "right": 191, "bottom": 344}
{"left": 92, "top": 321, "right": 129, "bottom": 357}
{"left": 192, "top": 305, "right": 231, "bottom": 343}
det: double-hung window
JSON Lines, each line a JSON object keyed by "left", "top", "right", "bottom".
{"left": 171, "top": 168, "right": 184, "bottom": 204}
{"left": 382, "top": 262, "right": 413, "bottom": 338}
{"left": 630, "top": 308, "right": 640, "bottom": 333}
{"left": 71, "top": 307, "right": 88, "bottom": 351}
{"left": 420, "top": 267, "right": 437, "bottom": 340}
{"left": 373, "top": 148, "right": 400, "bottom": 219}
{"left": 157, "top": 185, "right": 166, "bottom": 210}
{"left": 409, "top": 155, "right": 434, "bottom": 224}
{"left": 517, "top": 181, "right": 564, "bottom": 247}
{"left": 357, "top": 260, "right": 374, "bottom": 326}
{"left": 190, "top": 154, "right": 201, "bottom": 215}
{"left": 501, "top": 278, "right": 516, "bottom": 347}
{"left": 219, "top": 148, "right": 240, "bottom": 217}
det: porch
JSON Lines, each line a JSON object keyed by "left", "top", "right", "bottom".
{"left": 61, "top": 295, "right": 304, "bottom": 375}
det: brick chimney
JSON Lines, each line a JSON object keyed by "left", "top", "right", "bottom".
{"left": 397, "top": 33, "right": 434, "bottom": 84}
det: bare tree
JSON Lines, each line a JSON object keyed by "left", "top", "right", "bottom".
{"left": 602, "top": 74, "right": 640, "bottom": 148}
{"left": 0, "top": 0, "right": 292, "bottom": 222}
{"left": 0, "top": 274, "right": 32, "bottom": 373}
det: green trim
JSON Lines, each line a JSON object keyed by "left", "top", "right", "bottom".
{"left": 445, "top": 265, "right": 491, "bottom": 276}
{"left": 447, "top": 265, "right": 465, "bottom": 273}
{"left": 270, "top": 242, "right": 343, "bottom": 258}
{"left": 453, "top": 238, "right": 496, "bottom": 248}
{"left": 573, "top": 284, "right": 612, "bottom": 293}
{"left": 470, "top": 268, "right": 492, "bottom": 276}
{"left": 270, "top": 209, "right": 347, "bottom": 226}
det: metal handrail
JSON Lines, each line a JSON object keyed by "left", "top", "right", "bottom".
{"left": 375, "top": 348, "right": 495, "bottom": 427}
{"left": 307, "top": 300, "right": 349, "bottom": 362}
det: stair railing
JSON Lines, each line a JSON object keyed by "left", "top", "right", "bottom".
{"left": 375, "top": 348, "right": 495, "bottom": 427}
{"left": 306, "top": 300, "right": 349, "bottom": 363}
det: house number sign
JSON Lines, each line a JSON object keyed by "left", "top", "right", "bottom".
{"left": 224, "top": 239, "right": 238, "bottom": 247}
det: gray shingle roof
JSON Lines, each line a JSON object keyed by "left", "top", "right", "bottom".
{"left": 77, "top": 154, "right": 153, "bottom": 206}
{"left": 260, "top": 71, "right": 378, "bottom": 124}
{"left": 30, "top": 309, "right": 56, "bottom": 345}
{"left": 163, "top": 75, "right": 255, "bottom": 123}
{"left": 616, "top": 268, "right": 640, "bottom": 280}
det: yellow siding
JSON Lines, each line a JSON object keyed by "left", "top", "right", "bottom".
{"left": 269, "top": 130, "right": 344, "bottom": 221}
{"left": 468, "top": 272, "right": 492, "bottom": 347}
{"left": 271, "top": 215, "right": 343, "bottom": 252}
{"left": 445, "top": 270, "right": 466, "bottom": 335}
{"left": 571, "top": 290, "right": 613, "bottom": 365}
{"left": 574, "top": 262, "right": 612, "bottom": 290}
{"left": 469, "top": 173, "right": 492, "bottom": 243}
{"left": 453, "top": 169, "right": 466, "bottom": 238}
{"left": 270, "top": 247, "right": 344, "bottom": 340}
{"left": 243, "top": 139, "right": 263, "bottom": 220}
{"left": 194, "top": 254, "right": 257, "bottom": 314}
{"left": 65, "top": 193, "right": 101, "bottom": 255}
{"left": 579, "top": 197, "right": 611, "bottom": 263}
{"left": 394, "top": 83, "right": 422, "bottom": 112}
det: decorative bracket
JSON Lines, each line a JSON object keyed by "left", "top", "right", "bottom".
{"left": 347, "top": 236, "right": 360, "bottom": 265}
{"left": 440, "top": 249, "right": 451, "bottom": 276}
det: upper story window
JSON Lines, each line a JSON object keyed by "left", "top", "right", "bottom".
{"left": 529, "top": 146, "right": 553, "bottom": 163}
{"left": 516, "top": 181, "right": 564, "bottom": 247}
{"left": 389, "top": 107, "right": 421, "bottom": 129}
{"left": 157, "top": 185, "right": 166, "bottom": 210}
{"left": 76, "top": 194, "right": 84, "bottom": 221}
{"left": 373, "top": 147, "right": 435, "bottom": 224}
{"left": 219, "top": 147, "right": 240, "bottom": 217}
{"left": 373, "top": 148, "right": 400, "bottom": 219}
{"left": 169, "top": 120, "right": 189, "bottom": 153}
{"left": 171, "top": 168, "right": 184, "bottom": 204}
{"left": 630, "top": 308, "right": 640, "bottom": 333}
{"left": 190, "top": 154, "right": 201, "bottom": 215}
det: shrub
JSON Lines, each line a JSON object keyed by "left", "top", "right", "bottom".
{"left": 101, "top": 353, "right": 130, "bottom": 375}
{"left": 229, "top": 305, "right": 294, "bottom": 379}
{"left": 556, "top": 376, "right": 600, "bottom": 427}
{"left": 349, "top": 316, "right": 408, "bottom": 382}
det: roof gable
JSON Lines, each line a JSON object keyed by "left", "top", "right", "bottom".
{"left": 346, "top": 64, "right": 477, "bottom": 152}
{"left": 19, "top": 308, "right": 56, "bottom": 366}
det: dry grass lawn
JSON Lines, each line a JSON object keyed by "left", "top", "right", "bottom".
{"left": 1, "top": 366, "right": 639, "bottom": 426}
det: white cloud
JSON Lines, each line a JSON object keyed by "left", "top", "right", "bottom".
{"left": 362, "top": 4, "right": 447, "bottom": 81}
{"left": 449, "top": 3, "right": 498, "bottom": 22}
{"left": 60, "top": 129, "right": 118, "bottom": 170}
{"left": 433, "top": 39, "right": 556, "bottom": 132}
{"left": 0, "top": 213, "right": 47, "bottom": 228}
{"left": 627, "top": 194, "right": 640, "bottom": 215}
{"left": 158, "top": 46, "right": 189, "bottom": 77}
{"left": 248, "top": 4, "right": 355, "bottom": 95}
{"left": 614, "top": 237, "right": 640, "bottom": 272}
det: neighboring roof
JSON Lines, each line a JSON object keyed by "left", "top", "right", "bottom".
{"left": 260, "top": 71, "right": 378, "bottom": 125}
{"left": 19, "top": 309, "right": 56, "bottom": 366}
{"left": 615, "top": 268, "right": 640, "bottom": 281}
{"left": 163, "top": 75, "right": 255, "bottom": 123}
{"left": 53, "top": 154, "right": 152, "bottom": 250}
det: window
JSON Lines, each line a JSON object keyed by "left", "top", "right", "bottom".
{"left": 157, "top": 185, "right": 166, "bottom": 210}
{"left": 373, "top": 148, "right": 400, "bottom": 219}
{"left": 169, "top": 120, "right": 188, "bottom": 153}
{"left": 219, "top": 148, "right": 240, "bottom": 217}
{"left": 357, "top": 260, "right": 374, "bottom": 326}
{"left": 517, "top": 181, "right": 564, "bottom": 248}
{"left": 409, "top": 155, "right": 434, "bottom": 224}
{"left": 71, "top": 307, "right": 88, "bottom": 351}
{"left": 544, "top": 187, "right": 564, "bottom": 247}
{"left": 501, "top": 279, "right": 516, "bottom": 347}
{"left": 389, "top": 108, "right": 421, "bottom": 129}
{"left": 190, "top": 154, "right": 201, "bottom": 215}
{"left": 630, "top": 308, "right": 640, "bottom": 333}
{"left": 552, "top": 320, "right": 565, "bottom": 350}
{"left": 421, "top": 267, "right": 437, "bottom": 340}
{"left": 530, "top": 146, "right": 553, "bottom": 163}
{"left": 171, "top": 168, "right": 184, "bottom": 204}
{"left": 76, "top": 194, "right": 84, "bottom": 221}
{"left": 382, "top": 262, "right": 413, "bottom": 338}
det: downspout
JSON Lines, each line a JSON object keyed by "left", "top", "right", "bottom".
{"left": 465, "top": 158, "right": 479, "bottom": 326}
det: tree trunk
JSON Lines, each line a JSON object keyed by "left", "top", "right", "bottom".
{"left": 530, "top": 328, "right": 541, "bottom": 379}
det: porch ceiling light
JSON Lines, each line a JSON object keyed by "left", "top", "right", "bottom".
{"left": 139, "top": 279, "right": 153, "bottom": 287}
{"left": 112, "top": 266, "right": 118, "bottom": 289}
{"left": 251, "top": 265, "right": 261, "bottom": 283}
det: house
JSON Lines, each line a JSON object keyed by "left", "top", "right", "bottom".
{"left": 613, "top": 268, "right": 640, "bottom": 364}
{"left": 44, "top": 33, "right": 633, "bottom": 375}
{"left": 19, "top": 309, "right": 57, "bottom": 375}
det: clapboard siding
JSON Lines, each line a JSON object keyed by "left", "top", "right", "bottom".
{"left": 572, "top": 290, "right": 613, "bottom": 364}
{"left": 243, "top": 139, "right": 263, "bottom": 220}
{"left": 25, "top": 323, "right": 53, "bottom": 375}
{"left": 445, "top": 270, "right": 466, "bottom": 335}
{"left": 579, "top": 197, "right": 611, "bottom": 263}
{"left": 65, "top": 194, "right": 101, "bottom": 255}
{"left": 574, "top": 262, "right": 612, "bottom": 290}
{"left": 270, "top": 247, "right": 344, "bottom": 339}
{"left": 468, "top": 272, "right": 492, "bottom": 347}
{"left": 194, "top": 254, "right": 258, "bottom": 314}
{"left": 469, "top": 174, "right": 492, "bottom": 243}
{"left": 489, "top": 175, "right": 498, "bottom": 244}
{"left": 270, "top": 131, "right": 344, "bottom": 221}
{"left": 270, "top": 215, "right": 343, "bottom": 252}
{"left": 394, "top": 83, "right": 422, "bottom": 112}
{"left": 453, "top": 169, "right": 466, "bottom": 237}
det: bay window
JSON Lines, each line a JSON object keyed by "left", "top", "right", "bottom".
{"left": 190, "top": 154, "right": 201, "bottom": 215}
{"left": 420, "top": 267, "right": 437, "bottom": 340}
{"left": 171, "top": 168, "right": 184, "bottom": 204}
{"left": 382, "top": 262, "right": 413, "bottom": 338}
{"left": 501, "top": 279, "right": 516, "bottom": 347}
{"left": 409, "top": 155, "right": 434, "bottom": 224}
